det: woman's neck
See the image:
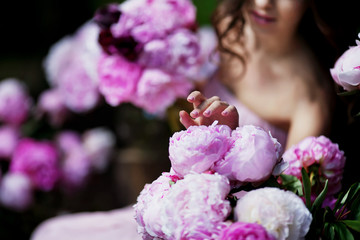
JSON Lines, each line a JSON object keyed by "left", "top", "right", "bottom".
{"left": 243, "top": 23, "right": 303, "bottom": 59}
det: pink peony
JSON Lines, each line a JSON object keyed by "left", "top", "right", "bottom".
{"left": 10, "top": 138, "right": 59, "bottom": 191}
{"left": 134, "top": 69, "right": 194, "bottom": 114}
{"left": 82, "top": 127, "right": 116, "bottom": 172}
{"left": 0, "top": 125, "right": 20, "bottom": 159}
{"left": 219, "top": 222, "right": 276, "bottom": 240}
{"left": 169, "top": 123, "right": 232, "bottom": 177}
{"left": 98, "top": 54, "right": 143, "bottom": 106}
{"left": 134, "top": 172, "right": 177, "bottom": 239}
{"left": 112, "top": 0, "right": 196, "bottom": 43}
{"left": 189, "top": 26, "right": 219, "bottom": 82}
{"left": 234, "top": 187, "right": 312, "bottom": 240}
{"left": 36, "top": 89, "right": 68, "bottom": 126}
{"left": 213, "top": 125, "right": 282, "bottom": 185}
{"left": 330, "top": 34, "right": 360, "bottom": 91}
{"left": 0, "top": 173, "right": 33, "bottom": 211}
{"left": 138, "top": 29, "right": 201, "bottom": 76}
{"left": 282, "top": 135, "right": 346, "bottom": 195}
{"left": 60, "top": 147, "right": 92, "bottom": 191}
{"left": 160, "top": 173, "right": 231, "bottom": 239}
{"left": 0, "top": 78, "right": 32, "bottom": 125}
{"left": 55, "top": 130, "right": 83, "bottom": 154}
{"left": 43, "top": 22, "right": 102, "bottom": 112}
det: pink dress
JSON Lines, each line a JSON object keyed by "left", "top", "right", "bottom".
{"left": 31, "top": 78, "right": 288, "bottom": 240}
{"left": 203, "top": 76, "right": 288, "bottom": 148}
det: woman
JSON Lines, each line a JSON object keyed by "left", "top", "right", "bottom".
{"left": 180, "top": 0, "right": 356, "bottom": 150}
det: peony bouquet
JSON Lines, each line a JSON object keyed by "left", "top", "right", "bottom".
{"left": 134, "top": 122, "right": 360, "bottom": 240}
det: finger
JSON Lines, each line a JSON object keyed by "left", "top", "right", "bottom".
{"left": 203, "top": 101, "right": 229, "bottom": 117}
{"left": 192, "top": 96, "right": 221, "bottom": 116}
{"left": 179, "top": 110, "right": 198, "bottom": 129}
{"left": 221, "top": 105, "right": 237, "bottom": 116}
{"left": 187, "top": 91, "right": 206, "bottom": 108}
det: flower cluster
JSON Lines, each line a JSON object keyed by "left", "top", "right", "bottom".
{"left": 0, "top": 78, "right": 116, "bottom": 211}
{"left": 93, "top": 0, "right": 217, "bottom": 115}
{"left": 135, "top": 123, "right": 316, "bottom": 239}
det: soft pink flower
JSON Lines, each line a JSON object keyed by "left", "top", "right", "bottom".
{"left": 282, "top": 135, "right": 346, "bottom": 195}
{"left": 219, "top": 222, "right": 276, "bottom": 240}
{"left": 55, "top": 130, "right": 83, "bottom": 154}
{"left": 112, "top": 0, "right": 196, "bottom": 43}
{"left": 0, "top": 173, "right": 33, "bottom": 211}
{"left": 160, "top": 173, "right": 231, "bottom": 239}
{"left": 138, "top": 29, "right": 200, "bottom": 76}
{"left": 60, "top": 147, "right": 92, "bottom": 191}
{"left": 82, "top": 127, "right": 116, "bottom": 172}
{"left": 43, "top": 22, "right": 102, "bottom": 112}
{"left": 0, "top": 125, "right": 20, "bottom": 159}
{"left": 213, "top": 125, "right": 282, "bottom": 185}
{"left": 234, "top": 187, "right": 312, "bottom": 240}
{"left": 0, "top": 78, "right": 32, "bottom": 125}
{"left": 10, "top": 138, "right": 59, "bottom": 191}
{"left": 190, "top": 26, "right": 219, "bottom": 82}
{"left": 36, "top": 89, "right": 68, "bottom": 126}
{"left": 169, "top": 123, "right": 232, "bottom": 177}
{"left": 134, "top": 69, "right": 194, "bottom": 114}
{"left": 98, "top": 54, "right": 143, "bottom": 106}
{"left": 134, "top": 172, "right": 176, "bottom": 239}
{"left": 330, "top": 34, "right": 360, "bottom": 91}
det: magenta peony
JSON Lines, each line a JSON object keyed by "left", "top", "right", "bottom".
{"left": 169, "top": 123, "right": 232, "bottom": 177}
{"left": 213, "top": 125, "right": 282, "bottom": 185}
{"left": 160, "top": 173, "right": 231, "bottom": 239}
{"left": 330, "top": 33, "right": 360, "bottom": 91}
{"left": 10, "top": 138, "right": 59, "bottom": 191}
{"left": 98, "top": 54, "right": 143, "bottom": 106}
{"left": 0, "top": 173, "right": 33, "bottom": 211}
{"left": 219, "top": 222, "right": 276, "bottom": 240}
{"left": 282, "top": 135, "right": 346, "bottom": 195}
{"left": 234, "top": 187, "right": 312, "bottom": 240}
{"left": 0, "top": 78, "right": 32, "bottom": 125}
{"left": 0, "top": 125, "right": 20, "bottom": 159}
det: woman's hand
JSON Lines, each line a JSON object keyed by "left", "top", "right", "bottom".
{"left": 179, "top": 91, "right": 239, "bottom": 129}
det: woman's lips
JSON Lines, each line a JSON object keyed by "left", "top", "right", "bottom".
{"left": 250, "top": 10, "right": 276, "bottom": 24}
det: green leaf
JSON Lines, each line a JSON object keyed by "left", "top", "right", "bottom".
{"left": 279, "top": 174, "right": 303, "bottom": 196}
{"left": 311, "top": 179, "right": 328, "bottom": 213}
{"left": 324, "top": 223, "right": 336, "bottom": 240}
{"left": 341, "top": 220, "right": 360, "bottom": 232}
{"left": 302, "top": 168, "right": 312, "bottom": 209}
{"left": 334, "top": 222, "right": 354, "bottom": 240}
{"left": 337, "top": 89, "right": 360, "bottom": 96}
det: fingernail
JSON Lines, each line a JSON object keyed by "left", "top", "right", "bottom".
{"left": 190, "top": 110, "right": 198, "bottom": 117}
{"left": 187, "top": 96, "right": 195, "bottom": 101}
{"left": 222, "top": 111, "right": 228, "bottom": 116}
{"left": 204, "top": 110, "right": 211, "bottom": 116}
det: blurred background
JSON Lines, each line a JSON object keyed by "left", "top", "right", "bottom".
{"left": 0, "top": 1, "right": 216, "bottom": 239}
{"left": 0, "top": 1, "right": 360, "bottom": 240}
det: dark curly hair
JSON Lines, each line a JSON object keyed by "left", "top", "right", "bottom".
{"left": 211, "top": 0, "right": 358, "bottom": 70}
